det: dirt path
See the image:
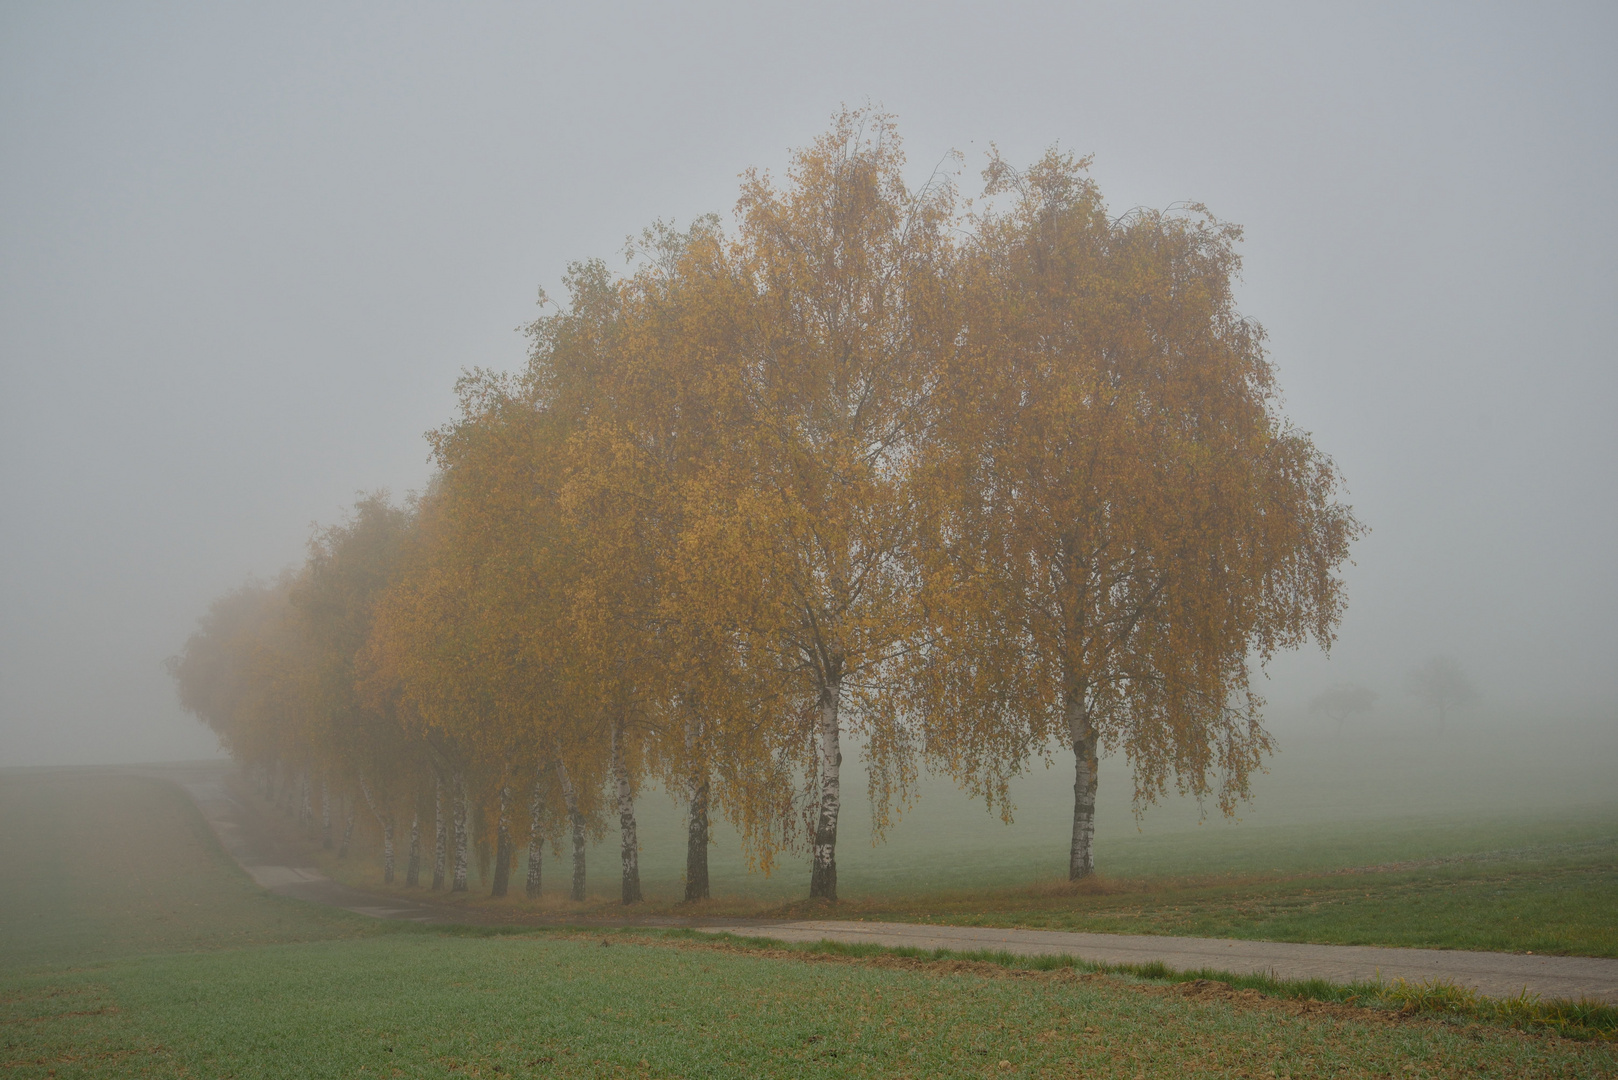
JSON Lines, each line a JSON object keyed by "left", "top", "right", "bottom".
{"left": 161, "top": 761, "right": 1618, "bottom": 1005}
{"left": 150, "top": 762, "right": 448, "bottom": 923}
{"left": 692, "top": 918, "right": 1618, "bottom": 1004}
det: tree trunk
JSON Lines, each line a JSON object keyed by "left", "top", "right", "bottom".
{"left": 452, "top": 772, "right": 469, "bottom": 892}
{"left": 809, "top": 676, "right": 843, "bottom": 900}
{"left": 491, "top": 783, "right": 513, "bottom": 898}
{"left": 339, "top": 797, "right": 356, "bottom": 858}
{"left": 321, "top": 775, "right": 332, "bottom": 849}
{"left": 405, "top": 808, "right": 421, "bottom": 887}
{"left": 358, "top": 776, "right": 395, "bottom": 884}
{"left": 300, "top": 770, "right": 312, "bottom": 832}
{"left": 685, "top": 768, "right": 710, "bottom": 902}
{"left": 611, "top": 725, "right": 642, "bottom": 904}
{"left": 432, "top": 774, "right": 447, "bottom": 891}
{"left": 1067, "top": 689, "right": 1099, "bottom": 880}
{"left": 525, "top": 776, "right": 544, "bottom": 899}
{"left": 557, "top": 760, "right": 585, "bottom": 902}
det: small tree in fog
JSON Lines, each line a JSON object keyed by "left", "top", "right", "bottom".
{"left": 1404, "top": 655, "right": 1479, "bottom": 733}
{"left": 1309, "top": 682, "right": 1376, "bottom": 735}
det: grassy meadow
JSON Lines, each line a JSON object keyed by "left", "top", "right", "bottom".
{"left": 2, "top": 768, "right": 1615, "bottom": 1078}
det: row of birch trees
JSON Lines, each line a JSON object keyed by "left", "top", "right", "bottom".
{"left": 169, "top": 111, "right": 1361, "bottom": 903}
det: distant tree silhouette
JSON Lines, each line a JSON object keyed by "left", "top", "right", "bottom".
{"left": 1404, "top": 655, "right": 1479, "bottom": 733}
{"left": 1309, "top": 682, "right": 1376, "bottom": 735}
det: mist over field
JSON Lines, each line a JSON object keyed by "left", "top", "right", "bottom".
{"left": 2, "top": 0, "right": 1614, "bottom": 818}
{"left": 532, "top": 713, "right": 1615, "bottom": 903}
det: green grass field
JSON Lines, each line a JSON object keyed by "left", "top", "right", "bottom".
{"left": 2, "top": 768, "right": 1615, "bottom": 1077}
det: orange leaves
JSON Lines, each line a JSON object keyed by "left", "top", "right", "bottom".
{"left": 910, "top": 149, "right": 1361, "bottom": 851}
{"left": 172, "top": 111, "right": 1360, "bottom": 889}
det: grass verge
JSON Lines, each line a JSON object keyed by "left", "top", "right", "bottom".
{"left": 5, "top": 932, "right": 1615, "bottom": 1078}
{"left": 634, "top": 926, "right": 1618, "bottom": 1042}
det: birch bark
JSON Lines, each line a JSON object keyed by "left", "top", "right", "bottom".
{"left": 451, "top": 772, "right": 469, "bottom": 892}
{"left": 406, "top": 809, "right": 421, "bottom": 887}
{"left": 491, "top": 783, "right": 513, "bottom": 897}
{"left": 1066, "top": 687, "right": 1099, "bottom": 880}
{"left": 432, "top": 774, "right": 446, "bottom": 890}
{"left": 808, "top": 678, "right": 843, "bottom": 900}
{"left": 684, "top": 769, "right": 710, "bottom": 902}
{"left": 339, "top": 798, "right": 355, "bottom": 858}
{"left": 525, "top": 776, "right": 544, "bottom": 899}
{"left": 611, "top": 725, "right": 642, "bottom": 904}
{"left": 358, "top": 776, "right": 395, "bottom": 884}
{"left": 556, "top": 760, "right": 585, "bottom": 901}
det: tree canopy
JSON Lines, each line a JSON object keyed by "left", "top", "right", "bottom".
{"left": 169, "top": 109, "right": 1361, "bottom": 900}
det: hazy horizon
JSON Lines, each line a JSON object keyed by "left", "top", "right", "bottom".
{"left": 3, "top": 2, "right": 1614, "bottom": 768}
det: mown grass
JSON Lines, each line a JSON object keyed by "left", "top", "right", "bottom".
{"left": 810, "top": 838, "right": 1618, "bottom": 956}
{"left": 2, "top": 769, "right": 1615, "bottom": 1077}
{"left": 6, "top": 932, "right": 1617, "bottom": 1078}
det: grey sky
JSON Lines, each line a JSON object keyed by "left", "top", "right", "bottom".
{"left": 2, "top": 2, "right": 1614, "bottom": 766}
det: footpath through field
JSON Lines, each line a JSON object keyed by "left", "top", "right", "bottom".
{"left": 164, "top": 762, "right": 1618, "bottom": 1006}
{"left": 693, "top": 919, "right": 1618, "bottom": 1004}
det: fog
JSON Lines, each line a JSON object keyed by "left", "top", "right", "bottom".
{"left": 2, "top": 2, "right": 1614, "bottom": 769}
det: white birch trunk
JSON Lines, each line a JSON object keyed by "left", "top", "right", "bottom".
{"left": 491, "top": 783, "right": 512, "bottom": 897}
{"left": 684, "top": 713, "right": 709, "bottom": 902}
{"left": 406, "top": 808, "right": 421, "bottom": 887}
{"left": 358, "top": 776, "right": 395, "bottom": 884}
{"left": 556, "top": 760, "right": 585, "bottom": 902}
{"left": 611, "top": 724, "right": 642, "bottom": 904}
{"left": 809, "top": 676, "right": 843, "bottom": 900}
{"left": 432, "top": 774, "right": 446, "bottom": 891}
{"left": 1067, "top": 689, "right": 1099, "bottom": 880}
{"left": 339, "top": 798, "right": 355, "bottom": 858}
{"left": 685, "top": 769, "right": 710, "bottom": 902}
{"left": 452, "top": 772, "right": 469, "bottom": 892}
{"left": 525, "top": 775, "right": 544, "bottom": 899}
{"left": 321, "top": 775, "right": 332, "bottom": 849}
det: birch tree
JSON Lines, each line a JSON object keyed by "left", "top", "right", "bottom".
{"left": 168, "top": 576, "right": 308, "bottom": 784}
{"left": 292, "top": 493, "right": 419, "bottom": 884}
{"left": 911, "top": 150, "right": 1361, "bottom": 879}
{"left": 1404, "top": 655, "right": 1478, "bottom": 733}
{"left": 559, "top": 219, "right": 800, "bottom": 899}
{"left": 722, "top": 109, "right": 959, "bottom": 899}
